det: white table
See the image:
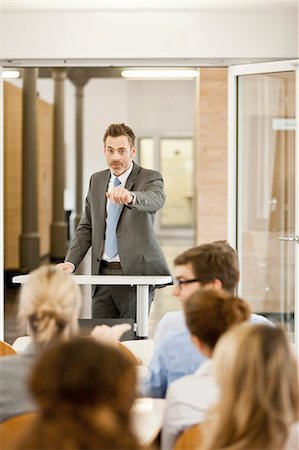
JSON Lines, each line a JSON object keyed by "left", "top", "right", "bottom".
{"left": 12, "top": 274, "right": 172, "bottom": 338}
{"left": 132, "top": 398, "right": 165, "bottom": 446}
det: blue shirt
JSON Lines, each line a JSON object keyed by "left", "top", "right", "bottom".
{"left": 142, "top": 310, "right": 273, "bottom": 398}
{"left": 142, "top": 326, "right": 206, "bottom": 398}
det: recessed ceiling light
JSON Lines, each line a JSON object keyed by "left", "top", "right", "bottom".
{"left": 121, "top": 69, "right": 198, "bottom": 79}
{"left": 1, "top": 70, "right": 21, "bottom": 79}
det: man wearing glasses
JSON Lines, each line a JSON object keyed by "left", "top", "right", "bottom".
{"left": 142, "top": 241, "right": 271, "bottom": 398}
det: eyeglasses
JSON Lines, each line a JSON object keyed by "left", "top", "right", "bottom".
{"left": 174, "top": 278, "right": 201, "bottom": 290}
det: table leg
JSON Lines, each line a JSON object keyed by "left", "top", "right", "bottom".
{"left": 136, "top": 285, "right": 149, "bottom": 338}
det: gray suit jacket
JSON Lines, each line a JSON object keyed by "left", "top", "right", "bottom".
{"left": 65, "top": 162, "right": 171, "bottom": 291}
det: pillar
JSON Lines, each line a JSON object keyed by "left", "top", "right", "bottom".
{"left": 70, "top": 85, "right": 84, "bottom": 235}
{"left": 50, "top": 68, "right": 68, "bottom": 259}
{"left": 19, "top": 68, "right": 40, "bottom": 271}
{"left": 68, "top": 73, "right": 89, "bottom": 237}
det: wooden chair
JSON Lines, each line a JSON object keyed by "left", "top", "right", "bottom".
{"left": 0, "top": 412, "right": 38, "bottom": 449}
{"left": 0, "top": 340, "right": 18, "bottom": 356}
{"left": 174, "top": 424, "right": 203, "bottom": 450}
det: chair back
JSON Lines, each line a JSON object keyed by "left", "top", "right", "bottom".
{"left": 174, "top": 424, "right": 202, "bottom": 450}
{"left": 0, "top": 340, "right": 18, "bottom": 356}
{"left": 12, "top": 336, "right": 32, "bottom": 354}
{"left": 0, "top": 412, "right": 38, "bottom": 449}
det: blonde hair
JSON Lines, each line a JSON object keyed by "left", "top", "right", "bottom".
{"left": 202, "top": 323, "right": 299, "bottom": 450}
{"left": 18, "top": 265, "right": 81, "bottom": 345}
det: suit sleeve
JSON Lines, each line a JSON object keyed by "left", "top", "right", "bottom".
{"left": 127, "top": 170, "right": 165, "bottom": 213}
{"left": 65, "top": 177, "right": 93, "bottom": 269}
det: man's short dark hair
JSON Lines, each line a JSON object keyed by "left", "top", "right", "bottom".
{"left": 103, "top": 123, "right": 136, "bottom": 148}
{"left": 174, "top": 240, "right": 239, "bottom": 293}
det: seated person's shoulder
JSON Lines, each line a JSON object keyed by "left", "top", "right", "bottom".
{"left": 155, "top": 311, "right": 185, "bottom": 341}
{"left": 152, "top": 327, "right": 195, "bottom": 363}
{"left": 155, "top": 327, "right": 205, "bottom": 367}
{"left": 168, "top": 371, "right": 195, "bottom": 393}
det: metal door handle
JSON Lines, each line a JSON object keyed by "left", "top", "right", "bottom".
{"left": 278, "top": 236, "right": 299, "bottom": 242}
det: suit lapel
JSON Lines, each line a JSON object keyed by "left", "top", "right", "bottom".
{"left": 98, "top": 170, "right": 110, "bottom": 220}
{"left": 116, "top": 162, "right": 140, "bottom": 223}
{"left": 125, "top": 162, "right": 140, "bottom": 191}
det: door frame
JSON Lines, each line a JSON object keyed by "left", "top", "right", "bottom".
{"left": 227, "top": 59, "right": 299, "bottom": 348}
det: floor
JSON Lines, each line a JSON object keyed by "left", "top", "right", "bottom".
{"left": 4, "top": 237, "right": 193, "bottom": 344}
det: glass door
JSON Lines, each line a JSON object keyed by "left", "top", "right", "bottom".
{"left": 160, "top": 138, "right": 194, "bottom": 230}
{"left": 139, "top": 135, "right": 194, "bottom": 237}
{"left": 228, "top": 60, "right": 299, "bottom": 346}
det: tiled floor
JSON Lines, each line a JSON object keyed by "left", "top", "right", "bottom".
{"left": 4, "top": 237, "right": 193, "bottom": 343}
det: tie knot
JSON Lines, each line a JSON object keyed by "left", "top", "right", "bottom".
{"left": 113, "top": 177, "right": 121, "bottom": 187}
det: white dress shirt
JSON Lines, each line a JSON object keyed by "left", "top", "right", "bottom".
{"left": 161, "top": 359, "right": 219, "bottom": 450}
{"left": 102, "top": 163, "right": 134, "bottom": 262}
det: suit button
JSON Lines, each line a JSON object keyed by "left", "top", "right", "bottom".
{"left": 97, "top": 258, "right": 100, "bottom": 262}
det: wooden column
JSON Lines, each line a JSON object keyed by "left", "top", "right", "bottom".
{"left": 68, "top": 72, "right": 89, "bottom": 236}
{"left": 51, "top": 68, "right": 68, "bottom": 259}
{"left": 19, "top": 68, "right": 40, "bottom": 270}
{"left": 195, "top": 68, "right": 228, "bottom": 243}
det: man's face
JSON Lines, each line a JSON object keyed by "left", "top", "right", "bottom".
{"left": 104, "top": 135, "right": 136, "bottom": 176}
{"left": 172, "top": 263, "right": 201, "bottom": 305}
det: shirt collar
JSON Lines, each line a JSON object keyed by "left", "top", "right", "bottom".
{"left": 195, "top": 358, "right": 213, "bottom": 376}
{"left": 110, "top": 162, "right": 133, "bottom": 186}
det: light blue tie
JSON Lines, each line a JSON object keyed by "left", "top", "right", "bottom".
{"left": 105, "top": 177, "right": 122, "bottom": 259}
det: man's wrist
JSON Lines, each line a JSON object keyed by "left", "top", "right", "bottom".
{"left": 65, "top": 261, "right": 76, "bottom": 271}
{"left": 126, "top": 192, "right": 136, "bottom": 205}
{"left": 129, "top": 192, "right": 136, "bottom": 205}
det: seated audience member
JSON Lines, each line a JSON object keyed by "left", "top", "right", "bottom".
{"left": 0, "top": 266, "right": 81, "bottom": 421}
{"left": 14, "top": 338, "right": 140, "bottom": 450}
{"left": 143, "top": 241, "right": 271, "bottom": 398}
{"left": 201, "top": 324, "right": 299, "bottom": 450}
{"left": 161, "top": 289, "right": 250, "bottom": 450}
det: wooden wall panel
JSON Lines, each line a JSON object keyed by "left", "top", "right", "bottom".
{"left": 195, "top": 68, "right": 228, "bottom": 243}
{"left": 4, "top": 81, "right": 54, "bottom": 269}
{"left": 4, "top": 82, "right": 22, "bottom": 269}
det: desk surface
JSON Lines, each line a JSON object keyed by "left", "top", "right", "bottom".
{"left": 12, "top": 274, "right": 173, "bottom": 286}
{"left": 132, "top": 398, "right": 165, "bottom": 446}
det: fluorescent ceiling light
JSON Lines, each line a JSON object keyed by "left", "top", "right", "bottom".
{"left": 121, "top": 69, "right": 198, "bottom": 79}
{"left": 1, "top": 70, "right": 21, "bottom": 79}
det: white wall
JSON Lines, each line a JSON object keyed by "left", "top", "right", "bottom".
{"left": 1, "top": 7, "right": 298, "bottom": 60}
{"left": 82, "top": 78, "right": 195, "bottom": 203}
{"left": 83, "top": 79, "right": 129, "bottom": 193}
{"left": 128, "top": 80, "right": 195, "bottom": 133}
{"left": 23, "top": 77, "right": 195, "bottom": 210}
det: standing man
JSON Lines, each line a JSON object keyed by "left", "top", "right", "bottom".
{"left": 57, "top": 123, "right": 170, "bottom": 319}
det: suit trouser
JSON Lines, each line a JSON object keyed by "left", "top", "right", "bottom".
{"left": 92, "top": 264, "right": 154, "bottom": 320}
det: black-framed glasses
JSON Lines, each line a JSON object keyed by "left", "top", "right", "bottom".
{"left": 174, "top": 278, "right": 201, "bottom": 290}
